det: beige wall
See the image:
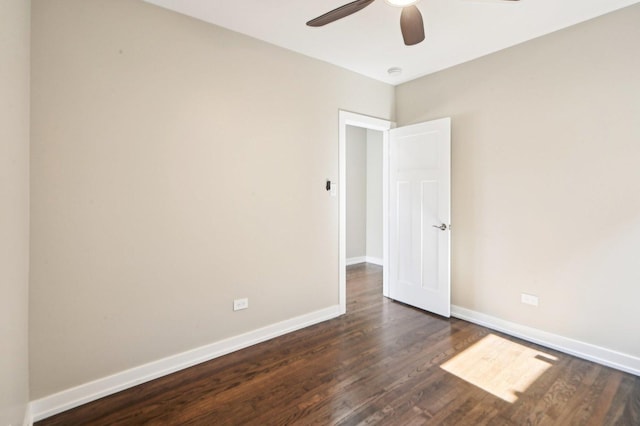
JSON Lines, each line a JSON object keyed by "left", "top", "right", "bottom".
{"left": 0, "top": 0, "right": 31, "bottom": 423}
{"left": 30, "top": 0, "right": 393, "bottom": 398}
{"left": 397, "top": 4, "right": 640, "bottom": 358}
{"left": 346, "top": 126, "right": 367, "bottom": 259}
{"left": 366, "top": 130, "right": 383, "bottom": 261}
{"left": 346, "top": 127, "right": 383, "bottom": 262}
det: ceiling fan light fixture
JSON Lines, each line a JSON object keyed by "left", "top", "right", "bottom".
{"left": 384, "top": 0, "right": 419, "bottom": 7}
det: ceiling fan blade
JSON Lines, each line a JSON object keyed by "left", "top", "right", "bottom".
{"left": 400, "top": 5, "right": 425, "bottom": 46}
{"left": 307, "top": 0, "right": 376, "bottom": 27}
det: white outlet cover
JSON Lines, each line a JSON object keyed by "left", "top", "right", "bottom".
{"left": 233, "top": 298, "right": 249, "bottom": 311}
{"left": 521, "top": 293, "right": 539, "bottom": 307}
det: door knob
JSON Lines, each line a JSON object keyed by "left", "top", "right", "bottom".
{"left": 432, "top": 223, "right": 447, "bottom": 231}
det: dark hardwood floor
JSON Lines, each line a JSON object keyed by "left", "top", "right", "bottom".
{"left": 38, "top": 263, "right": 640, "bottom": 425}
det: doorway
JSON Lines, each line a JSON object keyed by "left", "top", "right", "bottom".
{"left": 338, "top": 111, "right": 393, "bottom": 314}
{"left": 346, "top": 125, "right": 384, "bottom": 267}
{"left": 339, "top": 111, "right": 452, "bottom": 317}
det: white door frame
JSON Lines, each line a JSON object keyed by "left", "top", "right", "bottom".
{"left": 339, "top": 110, "right": 394, "bottom": 315}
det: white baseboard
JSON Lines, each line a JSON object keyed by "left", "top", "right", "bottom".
{"left": 365, "top": 256, "right": 383, "bottom": 266}
{"left": 346, "top": 256, "right": 366, "bottom": 266}
{"left": 30, "top": 305, "right": 341, "bottom": 422}
{"left": 451, "top": 305, "right": 640, "bottom": 377}
{"left": 23, "top": 403, "right": 33, "bottom": 426}
{"left": 346, "top": 256, "right": 383, "bottom": 266}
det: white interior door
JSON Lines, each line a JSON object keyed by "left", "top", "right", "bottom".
{"left": 389, "top": 117, "right": 451, "bottom": 317}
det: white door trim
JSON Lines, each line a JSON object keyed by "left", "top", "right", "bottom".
{"left": 339, "top": 110, "right": 394, "bottom": 314}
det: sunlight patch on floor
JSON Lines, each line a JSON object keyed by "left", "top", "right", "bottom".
{"left": 440, "top": 334, "right": 557, "bottom": 403}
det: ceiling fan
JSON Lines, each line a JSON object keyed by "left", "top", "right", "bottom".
{"left": 306, "top": 0, "right": 520, "bottom": 46}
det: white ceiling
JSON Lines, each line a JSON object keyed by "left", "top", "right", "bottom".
{"left": 143, "top": 0, "right": 639, "bottom": 85}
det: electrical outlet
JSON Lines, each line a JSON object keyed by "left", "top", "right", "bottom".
{"left": 233, "top": 298, "right": 249, "bottom": 311}
{"left": 521, "top": 293, "right": 539, "bottom": 307}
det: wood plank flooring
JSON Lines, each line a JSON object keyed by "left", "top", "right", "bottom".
{"left": 37, "top": 264, "right": 640, "bottom": 425}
